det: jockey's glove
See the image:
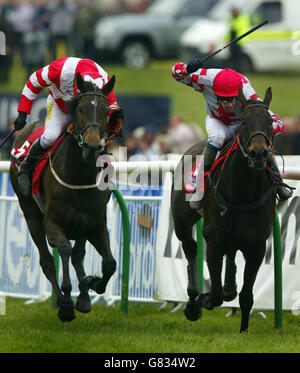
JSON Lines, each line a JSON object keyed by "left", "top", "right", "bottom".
{"left": 109, "top": 108, "right": 124, "bottom": 129}
{"left": 14, "top": 111, "right": 27, "bottom": 131}
{"left": 186, "top": 58, "right": 203, "bottom": 74}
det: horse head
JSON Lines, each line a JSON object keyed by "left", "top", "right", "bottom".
{"left": 238, "top": 87, "right": 274, "bottom": 170}
{"left": 67, "top": 72, "right": 116, "bottom": 161}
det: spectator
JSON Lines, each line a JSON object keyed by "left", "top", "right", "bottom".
{"left": 21, "top": 21, "right": 48, "bottom": 79}
{"left": 33, "top": 0, "right": 51, "bottom": 33}
{"left": 47, "top": 0, "right": 77, "bottom": 59}
{"left": 227, "top": 7, "right": 251, "bottom": 73}
{"left": 123, "top": 133, "right": 138, "bottom": 159}
{"left": 168, "top": 115, "right": 203, "bottom": 154}
{"left": 154, "top": 133, "right": 172, "bottom": 159}
{"left": 74, "top": 0, "right": 101, "bottom": 59}
{"left": 0, "top": 6, "right": 14, "bottom": 82}
{"left": 9, "top": 0, "right": 35, "bottom": 56}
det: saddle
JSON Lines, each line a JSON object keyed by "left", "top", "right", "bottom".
{"left": 10, "top": 126, "right": 65, "bottom": 195}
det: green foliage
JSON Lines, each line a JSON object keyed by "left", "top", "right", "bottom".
{"left": 1, "top": 297, "right": 300, "bottom": 353}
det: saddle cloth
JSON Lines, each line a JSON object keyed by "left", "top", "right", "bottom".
{"left": 10, "top": 126, "right": 65, "bottom": 195}
{"left": 185, "top": 141, "right": 238, "bottom": 194}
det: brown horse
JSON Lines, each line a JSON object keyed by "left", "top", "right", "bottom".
{"left": 171, "top": 88, "right": 277, "bottom": 332}
{"left": 10, "top": 73, "right": 117, "bottom": 322}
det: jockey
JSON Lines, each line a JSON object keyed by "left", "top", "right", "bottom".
{"left": 14, "top": 57, "right": 123, "bottom": 197}
{"left": 172, "top": 59, "right": 293, "bottom": 210}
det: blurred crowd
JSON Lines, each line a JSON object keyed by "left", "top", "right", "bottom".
{"left": 0, "top": 0, "right": 151, "bottom": 82}
{"left": 274, "top": 115, "right": 300, "bottom": 156}
{"left": 112, "top": 114, "right": 205, "bottom": 161}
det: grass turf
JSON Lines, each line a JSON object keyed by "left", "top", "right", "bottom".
{"left": 0, "top": 297, "right": 300, "bottom": 353}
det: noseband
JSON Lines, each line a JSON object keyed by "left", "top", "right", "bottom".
{"left": 73, "top": 91, "right": 108, "bottom": 148}
{"left": 238, "top": 103, "right": 274, "bottom": 167}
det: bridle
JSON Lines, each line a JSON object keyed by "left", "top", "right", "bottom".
{"left": 213, "top": 102, "right": 276, "bottom": 215}
{"left": 238, "top": 103, "right": 274, "bottom": 168}
{"left": 73, "top": 90, "right": 109, "bottom": 149}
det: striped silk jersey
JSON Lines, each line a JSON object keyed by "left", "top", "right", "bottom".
{"left": 18, "top": 57, "right": 118, "bottom": 115}
{"left": 172, "top": 62, "right": 284, "bottom": 134}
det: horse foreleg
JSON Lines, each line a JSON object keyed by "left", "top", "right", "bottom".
{"left": 223, "top": 251, "right": 238, "bottom": 302}
{"left": 182, "top": 239, "right": 202, "bottom": 321}
{"left": 200, "top": 243, "right": 224, "bottom": 310}
{"left": 239, "top": 246, "right": 266, "bottom": 333}
{"left": 71, "top": 239, "right": 91, "bottom": 313}
{"left": 45, "top": 220, "right": 75, "bottom": 322}
{"left": 83, "top": 224, "right": 116, "bottom": 295}
{"left": 174, "top": 218, "right": 202, "bottom": 322}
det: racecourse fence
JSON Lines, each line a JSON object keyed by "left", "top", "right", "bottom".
{"left": 1, "top": 158, "right": 300, "bottom": 328}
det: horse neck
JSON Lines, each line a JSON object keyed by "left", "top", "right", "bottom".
{"left": 57, "top": 136, "right": 98, "bottom": 184}
{"left": 220, "top": 147, "right": 269, "bottom": 203}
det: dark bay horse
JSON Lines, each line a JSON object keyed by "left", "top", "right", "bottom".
{"left": 171, "top": 87, "right": 277, "bottom": 332}
{"left": 10, "top": 73, "right": 117, "bottom": 322}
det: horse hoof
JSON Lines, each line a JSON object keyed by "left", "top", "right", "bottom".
{"left": 223, "top": 287, "right": 238, "bottom": 302}
{"left": 57, "top": 307, "right": 76, "bottom": 322}
{"left": 75, "top": 295, "right": 91, "bottom": 313}
{"left": 199, "top": 293, "right": 214, "bottom": 310}
{"left": 184, "top": 298, "right": 201, "bottom": 321}
{"left": 57, "top": 300, "right": 76, "bottom": 322}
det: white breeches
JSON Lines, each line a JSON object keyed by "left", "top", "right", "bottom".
{"left": 40, "top": 95, "right": 71, "bottom": 149}
{"left": 205, "top": 116, "right": 240, "bottom": 149}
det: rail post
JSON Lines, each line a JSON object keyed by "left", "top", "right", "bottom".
{"left": 273, "top": 209, "right": 283, "bottom": 328}
{"left": 196, "top": 218, "right": 204, "bottom": 317}
{"left": 112, "top": 185, "right": 131, "bottom": 314}
{"left": 51, "top": 248, "right": 59, "bottom": 309}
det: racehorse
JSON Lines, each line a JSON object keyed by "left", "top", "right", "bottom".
{"left": 10, "top": 73, "right": 117, "bottom": 322}
{"left": 171, "top": 87, "right": 277, "bottom": 332}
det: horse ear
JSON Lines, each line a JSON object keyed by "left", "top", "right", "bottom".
{"left": 76, "top": 73, "right": 86, "bottom": 93}
{"left": 263, "top": 87, "right": 272, "bottom": 107}
{"left": 101, "top": 75, "right": 116, "bottom": 96}
{"left": 238, "top": 87, "right": 247, "bottom": 109}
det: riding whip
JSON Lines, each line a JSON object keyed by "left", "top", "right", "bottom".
{"left": 0, "top": 129, "right": 16, "bottom": 149}
{"left": 201, "top": 20, "right": 268, "bottom": 64}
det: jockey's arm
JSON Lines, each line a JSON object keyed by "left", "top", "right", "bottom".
{"left": 15, "top": 65, "right": 53, "bottom": 131}
{"left": 17, "top": 65, "right": 52, "bottom": 115}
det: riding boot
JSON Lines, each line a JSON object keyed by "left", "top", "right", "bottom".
{"left": 190, "top": 143, "right": 219, "bottom": 210}
{"left": 18, "top": 138, "right": 47, "bottom": 197}
{"left": 268, "top": 156, "right": 293, "bottom": 201}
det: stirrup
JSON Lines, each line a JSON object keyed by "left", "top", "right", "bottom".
{"left": 277, "top": 186, "right": 293, "bottom": 201}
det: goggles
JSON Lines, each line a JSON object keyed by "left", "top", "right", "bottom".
{"left": 216, "top": 96, "right": 238, "bottom": 104}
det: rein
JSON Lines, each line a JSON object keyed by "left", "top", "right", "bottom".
{"left": 48, "top": 149, "right": 103, "bottom": 189}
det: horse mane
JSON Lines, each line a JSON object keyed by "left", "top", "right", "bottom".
{"left": 66, "top": 81, "right": 101, "bottom": 123}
